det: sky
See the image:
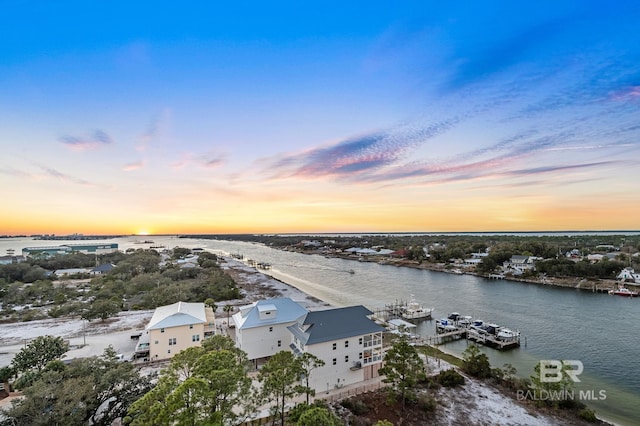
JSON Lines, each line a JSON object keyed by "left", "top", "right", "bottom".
{"left": 1, "top": 1, "right": 640, "bottom": 235}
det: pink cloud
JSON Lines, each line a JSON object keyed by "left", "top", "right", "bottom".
{"left": 60, "top": 129, "right": 113, "bottom": 151}
{"left": 123, "top": 160, "right": 145, "bottom": 171}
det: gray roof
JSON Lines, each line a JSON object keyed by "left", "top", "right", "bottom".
{"left": 147, "top": 301, "right": 207, "bottom": 330}
{"left": 91, "top": 263, "right": 114, "bottom": 273}
{"left": 233, "top": 297, "right": 308, "bottom": 330}
{"left": 289, "top": 305, "right": 384, "bottom": 346}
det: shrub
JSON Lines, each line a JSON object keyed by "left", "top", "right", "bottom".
{"left": 577, "top": 408, "right": 597, "bottom": 422}
{"left": 340, "top": 398, "right": 369, "bottom": 415}
{"left": 417, "top": 394, "right": 437, "bottom": 412}
{"left": 437, "top": 368, "right": 466, "bottom": 388}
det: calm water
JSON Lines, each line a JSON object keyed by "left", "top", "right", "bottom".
{"left": 2, "top": 236, "right": 639, "bottom": 424}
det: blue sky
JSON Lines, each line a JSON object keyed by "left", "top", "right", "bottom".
{"left": 1, "top": 1, "right": 639, "bottom": 234}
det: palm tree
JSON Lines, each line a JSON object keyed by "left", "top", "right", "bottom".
{"left": 223, "top": 304, "right": 233, "bottom": 324}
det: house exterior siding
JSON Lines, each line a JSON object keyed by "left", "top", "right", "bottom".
{"left": 293, "top": 331, "right": 383, "bottom": 392}
{"left": 145, "top": 301, "right": 215, "bottom": 360}
{"left": 235, "top": 322, "right": 295, "bottom": 360}
{"left": 149, "top": 323, "right": 205, "bottom": 360}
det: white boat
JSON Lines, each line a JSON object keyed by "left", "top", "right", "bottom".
{"left": 496, "top": 327, "right": 520, "bottom": 341}
{"left": 609, "top": 286, "right": 639, "bottom": 297}
{"left": 470, "top": 319, "right": 485, "bottom": 331}
{"left": 457, "top": 315, "right": 473, "bottom": 327}
{"left": 400, "top": 297, "right": 433, "bottom": 320}
{"left": 436, "top": 318, "right": 458, "bottom": 332}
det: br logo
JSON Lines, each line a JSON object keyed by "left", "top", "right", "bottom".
{"left": 539, "top": 360, "right": 583, "bottom": 383}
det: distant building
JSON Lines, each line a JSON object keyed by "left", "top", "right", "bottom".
{"left": 22, "top": 243, "right": 118, "bottom": 258}
{"left": 146, "top": 301, "right": 216, "bottom": 360}
{"left": 54, "top": 268, "right": 92, "bottom": 277}
{"left": 0, "top": 255, "right": 26, "bottom": 265}
{"left": 503, "top": 255, "right": 537, "bottom": 274}
{"left": 90, "top": 263, "right": 115, "bottom": 275}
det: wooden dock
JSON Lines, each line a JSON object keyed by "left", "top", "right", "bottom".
{"left": 424, "top": 329, "right": 466, "bottom": 345}
{"left": 425, "top": 327, "right": 520, "bottom": 350}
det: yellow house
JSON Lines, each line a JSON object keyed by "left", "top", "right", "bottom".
{"left": 146, "top": 301, "right": 216, "bottom": 360}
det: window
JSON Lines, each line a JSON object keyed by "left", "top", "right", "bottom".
{"left": 169, "top": 338, "right": 176, "bottom": 346}
{"left": 332, "top": 343, "right": 337, "bottom": 350}
{"left": 332, "top": 358, "right": 337, "bottom": 365}
{"left": 345, "top": 355, "right": 349, "bottom": 363}
{"left": 359, "top": 352, "right": 363, "bottom": 359}
{"left": 277, "top": 340, "right": 281, "bottom": 347}
{"left": 189, "top": 324, "right": 193, "bottom": 329}
{"left": 167, "top": 350, "right": 171, "bottom": 354}
{"left": 192, "top": 334, "right": 200, "bottom": 342}
{"left": 269, "top": 326, "right": 273, "bottom": 332}
{"left": 345, "top": 340, "right": 349, "bottom": 348}
{"left": 160, "top": 328, "right": 165, "bottom": 333}
{"left": 359, "top": 337, "right": 363, "bottom": 345}
{"left": 154, "top": 340, "right": 158, "bottom": 345}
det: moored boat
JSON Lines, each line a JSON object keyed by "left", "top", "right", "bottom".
{"left": 608, "top": 286, "right": 639, "bottom": 297}
{"left": 435, "top": 318, "right": 458, "bottom": 332}
{"left": 400, "top": 296, "right": 433, "bottom": 320}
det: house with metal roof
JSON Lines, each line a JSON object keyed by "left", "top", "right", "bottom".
{"left": 90, "top": 263, "right": 114, "bottom": 275}
{"left": 288, "top": 305, "right": 385, "bottom": 392}
{"left": 231, "top": 297, "right": 308, "bottom": 364}
{"left": 146, "top": 301, "right": 216, "bottom": 360}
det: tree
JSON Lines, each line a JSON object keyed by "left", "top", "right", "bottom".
{"left": 297, "top": 352, "right": 325, "bottom": 404}
{"left": 462, "top": 344, "right": 492, "bottom": 379}
{"left": 128, "top": 336, "right": 253, "bottom": 426}
{"left": 204, "top": 298, "right": 217, "bottom": 313}
{"left": 172, "top": 247, "right": 192, "bottom": 259}
{"left": 378, "top": 337, "right": 425, "bottom": 409}
{"left": 223, "top": 304, "right": 233, "bottom": 324}
{"left": 296, "top": 407, "right": 341, "bottom": 426}
{"left": 12, "top": 335, "right": 69, "bottom": 374}
{"left": 82, "top": 298, "right": 120, "bottom": 322}
{"left": 0, "top": 365, "right": 15, "bottom": 392}
{"left": 201, "top": 334, "right": 237, "bottom": 352}
{"left": 197, "top": 251, "right": 218, "bottom": 267}
{"left": 258, "top": 351, "right": 304, "bottom": 426}
{"left": 4, "top": 347, "right": 153, "bottom": 426}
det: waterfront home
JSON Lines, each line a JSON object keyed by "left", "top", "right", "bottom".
{"left": 617, "top": 267, "right": 640, "bottom": 284}
{"left": 231, "top": 297, "right": 308, "bottom": 365}
{"left": 502, "top": 255, "right": 537, "bottom": 274}
{"left": 288, "top": 305, "right": 385, "bottom": 392}
{"left": 146, "top": 301, "right": 216, "bottom": 360}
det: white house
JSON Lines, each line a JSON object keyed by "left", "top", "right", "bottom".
{"left": 232, "top": 297, "right": 308, "bottom": 364}
{"left": 503, "top": 255, "right": 537, "bottom": 274}
{"left": 288, "top": 305, "right": 385, "bottom": 392}
{"left": 617, "top": 267, "right": 640, "bottom": 283}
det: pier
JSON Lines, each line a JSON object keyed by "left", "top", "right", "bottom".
{"left": 424, "top": 328, "right": 520, "bottom": 350}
